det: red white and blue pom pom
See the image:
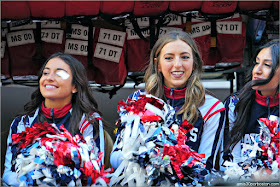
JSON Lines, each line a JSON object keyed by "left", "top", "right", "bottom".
{"left": 220, "top": 115, "right": 279, "bottom": 184}
{"left": 10, "top": 121, "right": 112, "bottom": 186}
{"left": 111, "top": 94, "right": 206, "bottom": 186}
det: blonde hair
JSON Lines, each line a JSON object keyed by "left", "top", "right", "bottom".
{"left": 144, "top": 30, "right": 205, "bottom": 124}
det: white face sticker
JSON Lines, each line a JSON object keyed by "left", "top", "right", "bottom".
{"left": 56, "top": 70, "right": 70, "bottom": 80}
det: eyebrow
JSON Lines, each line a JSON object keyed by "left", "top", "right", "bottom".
{"left": 164, "top": 52, "right": 191, "bottom": 55}
{"left": 43, "top": 67, "right": 68, "bottom": 72}
{"left": 256, "top": 59, "right": 273, "bottom": 64}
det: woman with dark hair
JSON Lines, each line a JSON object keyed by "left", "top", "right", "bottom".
{"left": 3, "top": 52, "right": 113, "bottom": 185}
{"left": 111, "top": 30, "right": 225, "bottom": 171}
{"left": 221, "top": 39, "right": 279, "bottom": 167}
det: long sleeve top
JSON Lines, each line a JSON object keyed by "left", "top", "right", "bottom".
{"left": 221, "top": 90, "right": 279, "bottom": 169}
{"left": 111, "top": 86, "right": 225, "bottom": 170}
{"left": 3, "top": 103, "right": 105, "bottom": 186}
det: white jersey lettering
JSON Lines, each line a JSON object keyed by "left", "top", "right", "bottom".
{"left": 189, "top": 127, "right": 198, "bottom": 142}
{"left": 41, "top": 21, "right": 61, "bottom": 28}
{"left": 126, "top": 27, "right": 150, "bottom": 40}
{"left": 70, "top": 24, "right": 95, "bottom": 41}
{"left": 10, "top": 22, "right": 36, "bottom": 31}
{"left": 41, "top": 29, "right": 63, "bottom": 44}
{"left": 98, "top": 28, "right": 126, "bottom": 47}
{"left": 94, "top": 43, "right": 122, "bottom": 63}
{"left": 7, "top": 30, "right": 35, "bottom": 47}
{"left": 64, "top": 39, "right": 88, "bottom": 56}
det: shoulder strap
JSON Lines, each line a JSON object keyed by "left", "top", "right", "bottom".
{"left": 79, "top": 113, "right": 105, "bottom": 165}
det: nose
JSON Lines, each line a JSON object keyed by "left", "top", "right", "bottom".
{"left": 174, "top": 56, "right": 182, "bottom": 68}
{"left": 46, "top": 72, "right": 55, "bottom": 81}
{"left": 254, "top": 64, "right": 262, "bottom": 75}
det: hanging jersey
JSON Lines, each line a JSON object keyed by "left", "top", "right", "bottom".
{"left": 169, "top": 1, "right": 202, "bottom": 12}
{"left": 41, "top": 21, "right": 65, "bottom": 60}
{"left": 1, "top": 1, "right": 30, "bottom": 20}
{"left": 238, "top": 1, "right": 272, "bottom": 11}
{"left": 125, "top": 17, "right": 151, "bottom": 72}
{"left": 133, "top": 1, "right": 169, "bottom": 17}
{"left": 100, "top": 1, "right": 134, "bottom": 16}
{"left": 190, "top": 13, "right": 245, "bottom": 68}
{"left": 65, "top": 1, "right": 100, "bottom": 17}
{"left": 93, "top": 27, "right": 127, "bottom": 85}
{"left": 64, "top": 23, "right": 96, "bottom": 81}
{"left": 216, "top": 13, "right": 246, "bottom": 67}
{"left": 28, "top": 1, "right": 65, "bottom": 19}
{"left": 6, "top": 22, "right": 41, "bottom": 80}
{"left": 201, "top": 1, "right": 237, "bottom": 14}
{"left": 190, "top": 13, "right": 220, "bottom": 67}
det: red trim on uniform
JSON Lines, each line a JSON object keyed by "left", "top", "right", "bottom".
{"left": 164, "top": 85, "right": 186, "bottom": 99}
{"left": 203, "top": 100, "right": 222, "bottom": 120}
{"left": 81, "top": 122, "right": 91, "bottom": 133}
{"left": 95, "top": 117, "right": 102, "bottom": 121}
{"left": 79, "top": 118, "right": 87, "bottom": 132}
{"left": 79, "top": 113, "right": 101, "bottom": 133}
{"left": 41, "top": 101, "right": 72, "bottom": 119}
{"left": 205, "top": 108, "right": 226, "bottom": 123}
{"left": 255, "top": 90, "right": 279, "bottom": 107}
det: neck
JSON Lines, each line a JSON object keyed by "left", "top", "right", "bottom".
{"left": 260, "top": 90, "right": 278, "bottom": 97}
{"left": 44, "top": 99, "right": 72, "bottom": 109}
{"left": 164, "top": 85, "right": 186, "bottom": 99}
{"left": 41, "top": 101, "right": 72, "bottom": 119}
{"left": 255, "top": 90, "right": 279, "bottom": 107}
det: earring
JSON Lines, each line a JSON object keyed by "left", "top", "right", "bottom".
{"left": 72, "top": 90, "right": 77, "bottom": 93}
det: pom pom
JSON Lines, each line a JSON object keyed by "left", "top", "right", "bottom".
{"left": 111, "top": 94, "right": 206, "bottom": 186}
{"left": 11, "top": 122, "right": 111, "bottom": 186}
{"left": 218, "top": 115, "right": 279, "bottom": 184}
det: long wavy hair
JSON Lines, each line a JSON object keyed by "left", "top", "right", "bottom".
{"left": 144, "top": 30, "right": 205, "bottom": 124}
{"left": 226, "top": 39, "right": 279, "bottom": 152}
{"left": 23, "top": 52, "right": 103, "bottom": 136}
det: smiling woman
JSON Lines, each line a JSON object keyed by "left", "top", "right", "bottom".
{"left": 156, "top": 39, "right": 194, "bottom": 89}
{"left": 2, "top": 52, "right": 113, "bottom": 186}
{"left": 110, "top": 30, "right": 226, "bottom": 172}
{"left": 39, "top": 57, "right": 77, "bottom": 109}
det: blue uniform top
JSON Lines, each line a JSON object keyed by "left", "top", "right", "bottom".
{"left": 3, "top": 104, "right": 105, "bottom": 186}
{"left": 221, "top": 90, "right": 279, "bottom": 169}
{"left": 111, "top": 86, "right": 225, "bottom": 170}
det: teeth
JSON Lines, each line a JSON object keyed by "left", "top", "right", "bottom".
{"left": 172, "top": 72, "right": 183, "bottom": 75}
{"left": 46, "top": 85, "right": 56, "bottom": 89}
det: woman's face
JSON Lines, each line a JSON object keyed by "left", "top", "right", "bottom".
{"left": 39, "top": 57, "right": 77, "bottom": 108}
{"left": 157, "top": 39, "right": 194, "bottom": 89}
{"left": 252, "top": 47, "right": 279, "bottom": 96}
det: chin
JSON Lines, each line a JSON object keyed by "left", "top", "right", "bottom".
{"left": 42, "top": 95, "right": 57, "bottom": 100}
{"left": 174, "top": 82, "right": 186, "bottom": 88}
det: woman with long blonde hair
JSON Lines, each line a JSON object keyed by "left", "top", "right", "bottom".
{"left": 111, "top": 30, "right": 225, "bottom": 170}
